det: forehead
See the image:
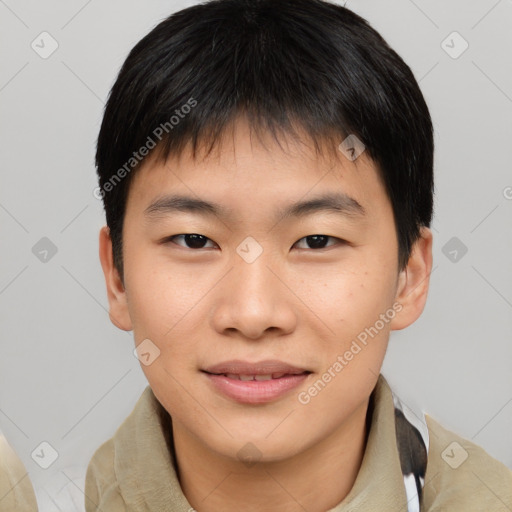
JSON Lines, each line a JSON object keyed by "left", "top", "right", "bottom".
{"left": 125, "top": 118, "right": 389, "bottom": 221}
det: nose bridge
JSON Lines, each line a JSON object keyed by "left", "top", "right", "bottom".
{"left": 211, "top": 239, "right": 296, "bottom": 338}
{"left": 231, "top": 242, "right": 277, "bottom": 307}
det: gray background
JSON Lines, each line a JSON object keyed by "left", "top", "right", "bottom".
{"left": 1, "top": 0, "right": 511, "bottom": 510}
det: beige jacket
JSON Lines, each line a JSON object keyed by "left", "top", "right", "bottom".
{"left": 85, "top": 375, "right": 512, "bottom": 511}
{"left": 0, "top": 435, "right": 38, "bottom": 512}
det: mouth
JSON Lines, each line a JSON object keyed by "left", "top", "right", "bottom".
{"left": 202, "top": 371, "right": 311, "bottom": 381}
{"left": 201, "top": 360, "right": 312, "bottom": 404}
{"left": 202, "top": 359, "right": 311, "bottom": 376}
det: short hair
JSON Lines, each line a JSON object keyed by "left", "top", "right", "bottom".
{"left": 95, "top": 0, "right": 434, "bottom": 281}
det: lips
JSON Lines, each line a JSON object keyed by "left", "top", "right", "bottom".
{"left": 202, "top": 359, "right": 310, "bottom": 377}
{"left": 202, "top": 360, "right": 312, "bottom": 404}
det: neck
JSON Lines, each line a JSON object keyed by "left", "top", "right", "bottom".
{"left": 171, "top": 398, "right": 370, "bottom": 512}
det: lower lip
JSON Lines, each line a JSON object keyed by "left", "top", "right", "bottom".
{"left": 203, "top": 372, "right": 310, "bottom": 404}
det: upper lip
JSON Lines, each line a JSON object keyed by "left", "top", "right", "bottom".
{"left": 202, "top": 359, "right": 310, "bottom": 376}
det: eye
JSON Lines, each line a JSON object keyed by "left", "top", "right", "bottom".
{"left": 293, "top": 234, "right": 344, "bottom": 250}
{"left": 164, "top": 233, "right": 345, "bottom": 251}
{"left": 165, "top": 233, "right": 217, "bottom": 249}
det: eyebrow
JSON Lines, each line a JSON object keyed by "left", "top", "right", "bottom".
{"left": 143, "top": 192, "right": 366, "bottom": 223}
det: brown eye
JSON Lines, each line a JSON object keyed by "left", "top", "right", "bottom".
{"left": 293, "top": 235, "right": 343, "bottom": 250}
{"left": 166, "top": 234, "right": 216, "bottom": 249}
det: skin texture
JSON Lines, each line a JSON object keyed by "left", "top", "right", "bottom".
{"left": 99, "top": 117, "right": 433, "bottom": 512}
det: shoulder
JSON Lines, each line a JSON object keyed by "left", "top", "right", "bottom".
{"left": 84, "top": 386, "right": 159, "bottom": 512}
{"left": 0, "top": 435, "right": 38, "bottom": 512}
{"left": 422, "top": 414, "right": 512, "bottom": 511}
{"left": 85, "top": 437, "right": 127, "bottom": 512}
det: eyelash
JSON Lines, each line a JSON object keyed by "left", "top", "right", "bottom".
{"left": 163, "top": 233, "right": 346, "bottom": 251}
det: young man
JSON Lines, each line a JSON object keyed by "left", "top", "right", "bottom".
{"left": 87, "top": 0, "right": 512, "bottom": 510}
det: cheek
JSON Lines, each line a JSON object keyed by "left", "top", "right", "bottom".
{"left": 126, "top": 270, "right": 169, "bottom": 336}
{"left": 299, "top": 260, "right": 396, "bottom": 331}
{"left": 126, "top": 261, "right": 205, "bottom": 411}
{"left": 125, "top": 244, "right": 192, "bottom": 324}
{"left": 124, "top": 251, "right": 217, "bottom": 373}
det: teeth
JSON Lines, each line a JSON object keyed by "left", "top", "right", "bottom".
{"left": 219, "top": 373, "right": 304, "bottom": 381}
{"left": 223, "top": 374, "right": 281, "bottom": 381}
{"left": 254, "top": 374, "right": 273, "bottom": 381}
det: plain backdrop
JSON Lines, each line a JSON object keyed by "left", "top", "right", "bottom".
{"left": 1, "top": 0, "right": 511, "bottom": 510}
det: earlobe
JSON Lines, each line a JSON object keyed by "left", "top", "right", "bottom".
{"left": 390, "top": 227, "right": 433, "bottom": 331}
{"left": 98, "top": 226, "right": 133, "bottom": 331}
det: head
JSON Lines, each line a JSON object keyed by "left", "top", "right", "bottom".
{"left": 97, "top": 0, "right": 433, "bottom": 463}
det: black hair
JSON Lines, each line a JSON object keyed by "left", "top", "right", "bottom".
{"left": 95, "top": 0, "right": 434, "bottom": 281}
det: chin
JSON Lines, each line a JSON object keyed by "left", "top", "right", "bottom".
{"left": 204, "top": 428, "right": 309, "bottom": 465}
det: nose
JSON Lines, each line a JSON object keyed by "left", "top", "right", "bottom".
{"left": 210, "top": 252, "right": 297, "bottom": 340}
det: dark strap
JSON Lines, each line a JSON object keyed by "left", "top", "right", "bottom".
{"left": 392, "top": 391, "right": 429, "bottom": 512}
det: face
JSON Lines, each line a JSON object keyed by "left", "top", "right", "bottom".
{"left": 100, "top": 118, "right": 432, "bottom": 463}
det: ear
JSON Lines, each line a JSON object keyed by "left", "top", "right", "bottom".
{"left": 98, "top": 226, "right": 133, "bottom": 331}
{"left": 390, "top": 227, "right": 433, "bottom": 331}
